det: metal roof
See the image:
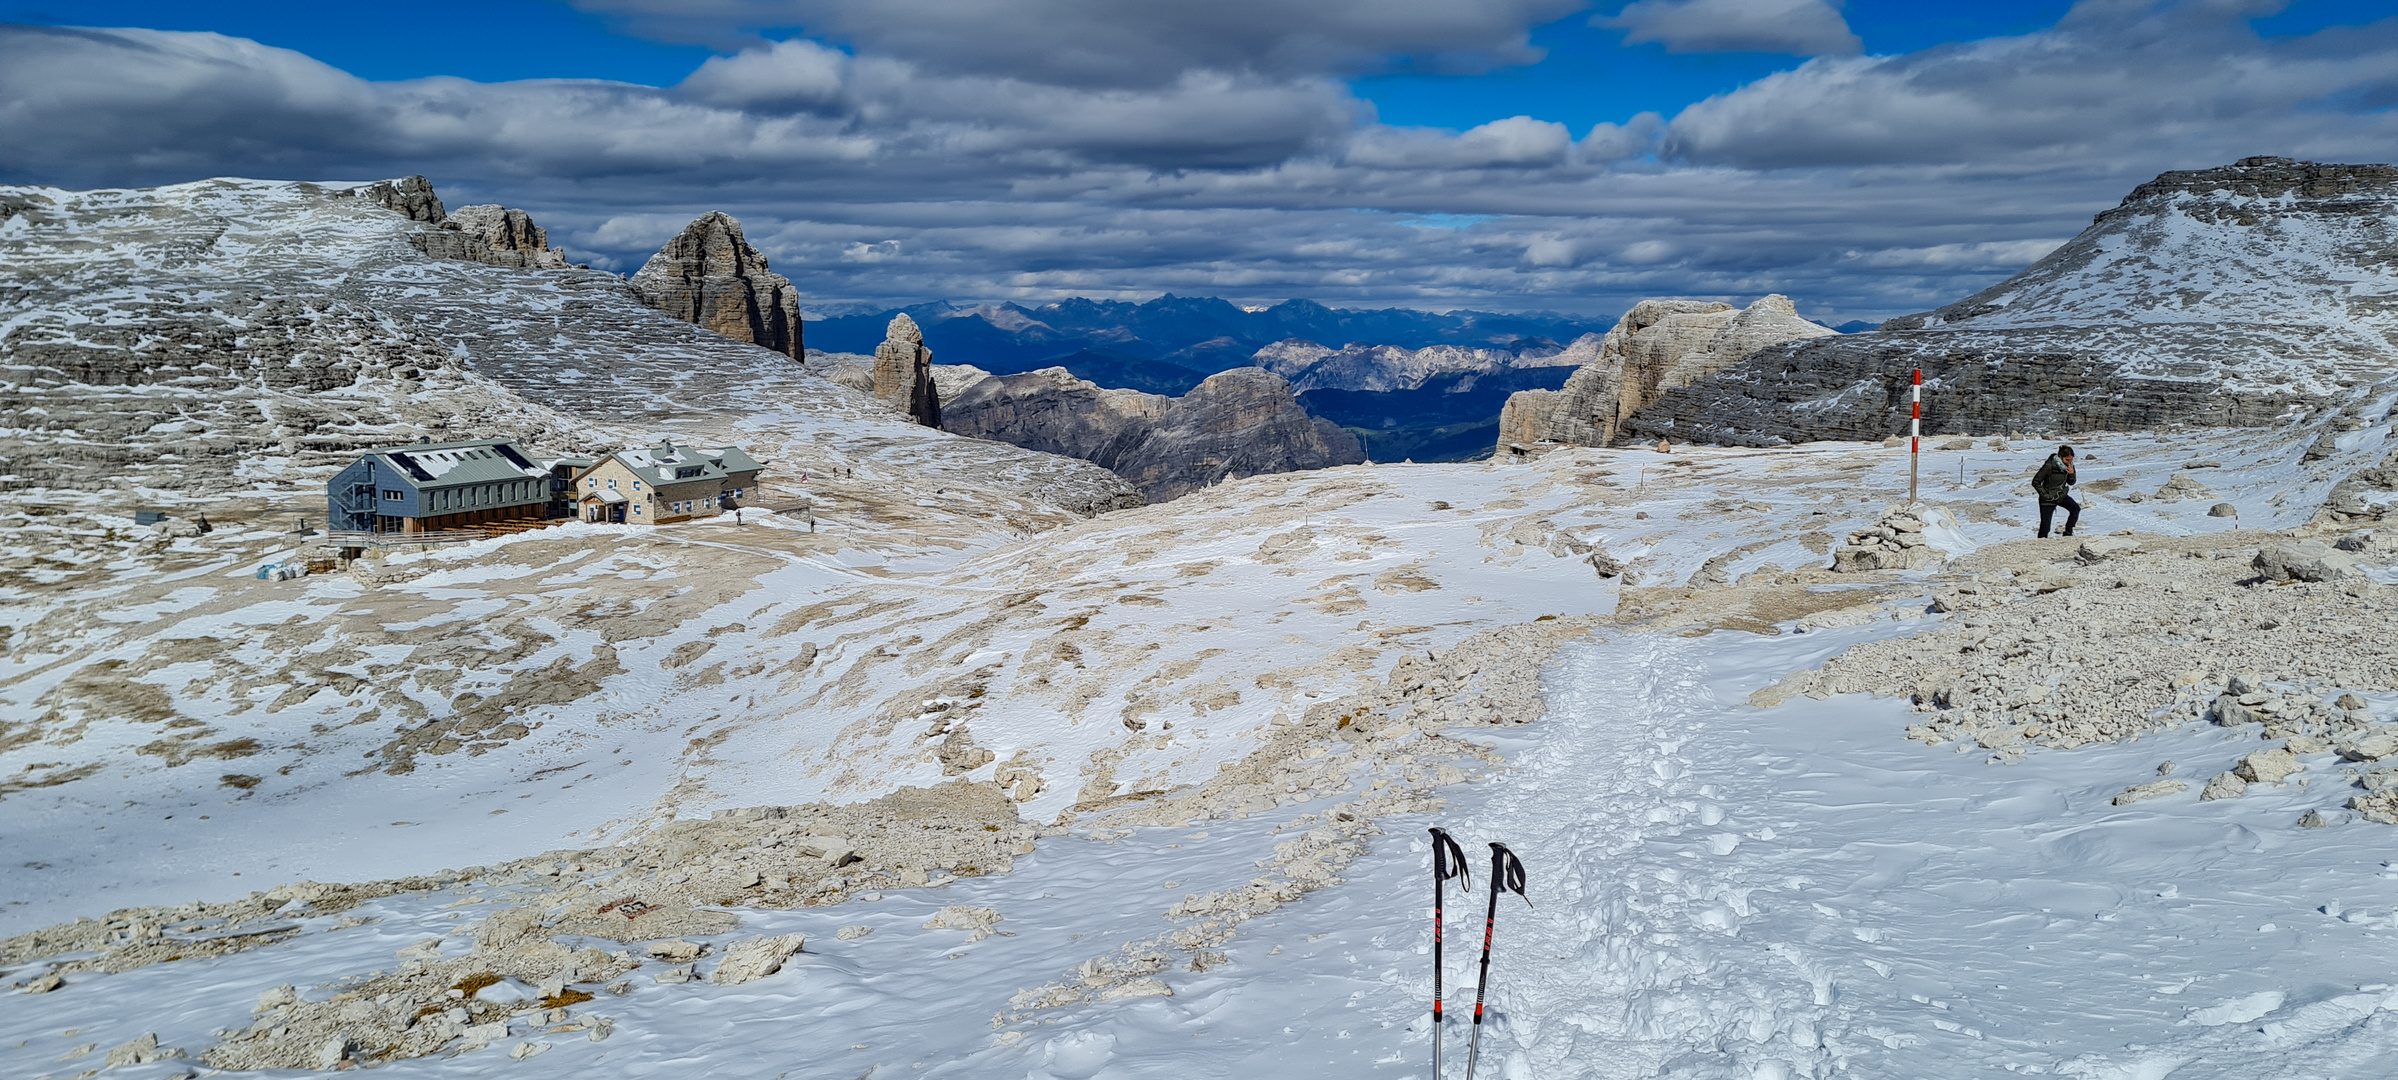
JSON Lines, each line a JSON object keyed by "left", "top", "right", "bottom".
{"left": 359, "top": 438, "right": 549, "bottom": 490}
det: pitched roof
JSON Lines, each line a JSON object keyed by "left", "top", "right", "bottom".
{"left": 599, "top": 440, "right": 763, "bottom": 488}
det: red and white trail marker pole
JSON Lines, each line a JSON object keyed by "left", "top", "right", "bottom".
{"left": 1908, "top": 368, "right": 1922, "bottom": 505}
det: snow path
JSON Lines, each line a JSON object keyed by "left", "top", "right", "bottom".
{"left": 1409, "top": 629, "right": 2398, "bottom": 1079}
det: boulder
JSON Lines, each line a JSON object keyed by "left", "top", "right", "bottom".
{"left": 2337, "top": 730, "right": 2398, "bottom": 762}
{"left": 2111, "top": 779, "right": 2186, "bottom": 805}
{"left": 2252, "top": 540, "right": 2361, "bottom": 583}
{"left": 629, "top": 212, "right": 804, "bottom": 359}
{"left": 710, "top": 933, "right": 806, "bottom": 985}
{"left": 2200, "top": 771, "right": 2248, "bottom": 800}
{"left": 643, "top": 939, "right": 707, "bottom": 961}
{"left": 921, "top": 904, "right": 1003, "bottom": 943}
{"left": 2076, "top": 536, "right": 2142, "bottom": 563}
{"left": 2234, "top": 748, "right": 2302, "bottom": 784}
{"left": 2209, "top": 503, "right": 2239, "bottom": 518}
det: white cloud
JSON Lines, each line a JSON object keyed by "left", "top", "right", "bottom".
{"left": 573, "top": 0, "right": 1585, "bottom": 88}
{"left": 1346, "top": 116, "right": 1574, "bottom": 170}
{"left": 1659, "top": 0, "right": 2398, "bottom": 167}
{"left": 1579, "top": 111, "right": 1665, "bottom": 160}
{"left": 679, "top": 37, "right": 848, "bottom": 109}
{"left": 1597, "top": 0, "right": 1861, "bottom": 56}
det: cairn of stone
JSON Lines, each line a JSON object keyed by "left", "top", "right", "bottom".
{"left": 1829, "top": 505, "right": 1945, "bottom": 572}
{"left": 629, "top": 212, "right": 804, "bottom": 359}
{"left": 873, "top": 313, "right": 942, "bottom": 427}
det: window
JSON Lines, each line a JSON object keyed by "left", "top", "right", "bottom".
{"left": 607, "top": 479, "right": 616, "bottom": 489}
{"left": 633, "top": 481, "right": 642, "bottom": 491}
{"left": 587, "top": 479, "right": 596, "bottom": 489}
{"left": 675, "top": 466, "right": 703, "bottom": 479}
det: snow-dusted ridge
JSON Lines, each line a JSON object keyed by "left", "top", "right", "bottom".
{"left": 1636, "top": 157, "right": 2398, "bottom": 446}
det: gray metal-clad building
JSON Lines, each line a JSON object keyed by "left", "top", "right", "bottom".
{"left": 326, "top": 438, "right": 576, "bottom": 534}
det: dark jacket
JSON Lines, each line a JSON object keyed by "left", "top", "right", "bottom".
{"left": 2032, "top": 455, "right": 2076, "bottom": 503}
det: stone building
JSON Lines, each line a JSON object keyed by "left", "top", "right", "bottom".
{"left": 326, "top": 438, "right": 577, "bottom": 534}
{"left": 572, "top": 439, "right": 764, "bottom": 525}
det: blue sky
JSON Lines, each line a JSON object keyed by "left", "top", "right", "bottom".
{"left": 3, "top": 1, "right": 2395, "bottom": 318}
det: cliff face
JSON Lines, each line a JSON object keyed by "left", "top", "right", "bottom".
{"left": 629, "top": 212, "right": 803, "bottom": 359}
{"left": 872, "top": 314, "right": 942, "bottom": 427}
{"left": 1497, "top": 295, "right": 1833, "bottom": 453}
{"left": 1630, "top": 158, "right": 2398, "bottom": 446}
{"left": 943, "top": 366, "right": 1364, "bottom": 501}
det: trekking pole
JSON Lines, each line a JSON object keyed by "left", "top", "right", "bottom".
{"left": 1463, "top": 842, "right": 1529, "bottom": 1080}
{"left": 1428, "top": 828, "right": 1470, "bottom": 1080}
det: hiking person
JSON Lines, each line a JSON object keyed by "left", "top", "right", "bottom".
{"left": 2033, "top": 444, "right": 2079, "bottom": 538}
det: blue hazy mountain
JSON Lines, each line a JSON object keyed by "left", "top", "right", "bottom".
{"left": 808, "top": 296, "right": 1614, "bottom": 461}
{"left": 807, "top": 296, "right": 1610, "bottom": 376}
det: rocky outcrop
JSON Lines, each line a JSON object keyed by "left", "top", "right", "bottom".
{"left": 344, "top": 176, "right": 572, "bottom": 269}
{"left": 629, "top": 212, "right": 803, "bottom": 359}
{"left": 1497, "top": 295, "right": 1833, "bottom": 454}
{"left": 871, "top": 314, "right": 941, "bottom": 427}
{"left": 353, "top": 175, "right": 444, "bottom": 222}
{"left": 1630, "top": 158, "right": 2398, "bottom": 446}
{"left": 943, "top": 366, "right": 1364, "bottom": 501}
{"left": 440, "top": 206, "right": 569, "bottom": 269}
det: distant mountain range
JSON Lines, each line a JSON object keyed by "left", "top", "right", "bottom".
{"left": 807, "top": 297, "right": 1615, "bottom": 393}
{"left": 807, "top": 296, "right": 1616, "bottom": 460}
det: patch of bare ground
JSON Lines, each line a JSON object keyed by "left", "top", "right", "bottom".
{"left": 1760, "top": 526, "right": 2398, "bottom": 821}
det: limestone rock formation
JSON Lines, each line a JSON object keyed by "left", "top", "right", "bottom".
{"left": 629, "top": 212, "right": 804, "bottom": 359}
{"left": 942, "top": 366, "right": 1365, "bottom": 501}
{"left": 354, "top": 175, "right": 444, "bottom": 222}
{"left": 344, "top": 176, "right": 572, "bottom": 270}
{"left": 1631, "top": 158, "right": 2398, "bottom": 446}
{"left": 441, "top": 206, "right": 569, "bottom": 269}
{"left": 1497, "top": 295, "right": 1834, "bottom": 453}
{"left": 871, "top": 314, "right": 942, "bottom": 426}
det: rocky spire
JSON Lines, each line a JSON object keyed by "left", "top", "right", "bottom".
{"left": 873, "top": 313, "right": 941, "bottom": 427}
{"left": 628, "top": 212, "right": 803, "bottom": 359}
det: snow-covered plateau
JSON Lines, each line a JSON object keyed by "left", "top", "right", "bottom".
{"left": 6, "top": 177, "right": 2398, "bottom": 1079}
